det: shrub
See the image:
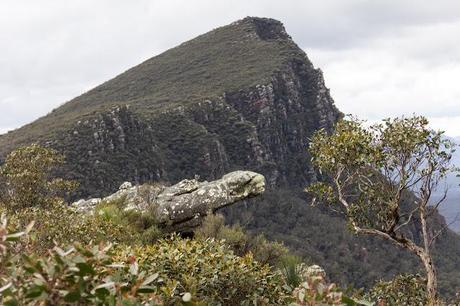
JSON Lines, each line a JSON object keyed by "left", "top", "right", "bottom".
{"left": 280, "top": 255, "right": 305, "bottom": 288}
{"left": 116, "top": 235, "right": 291, "bottom": 305}
{"left": 0, "top": 215, "right": 163, "bottom": 305}
{"left": 367, "top": 274, "right": 428, "bottom": 305}
{"left": 196, "top": 213, "right": 288, "bottom": 267}
{"left": 288, "top": 263, "right": 372, "bottom": 306}
{"left": 0, "top": 214, "right": 293, "bottom": 305}
{"left": 0, "top": 144, "right": 77, "bottom": 210}
{"left": 94, "top": 201, "right": 163, "bottom": 244}
{"left": 7, "top": 202, "right": 138, "bottom": 253}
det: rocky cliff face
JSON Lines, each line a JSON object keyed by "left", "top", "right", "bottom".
{"left": 14, "top": 17, "right": 340, "bottom": 198}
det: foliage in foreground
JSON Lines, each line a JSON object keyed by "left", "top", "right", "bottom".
{"left": 367, "top": 274, "right": 428, "bottom": 306}
{"left": 0, "top": 144, "right": 370, "bottom": 305}
{"left": 4, "top": 202, "right": 137, "bottom": 253}
{"left": 0, "top": 214, "right": 287, "bottom": 305}
{"left": 115, "top": 237, "right": 289, "bottom": 305}
{"left": 0, "top": 213, "right": 374, "bottom": 305}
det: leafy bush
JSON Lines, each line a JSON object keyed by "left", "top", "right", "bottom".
{"left": 117, "top": 236, "right": 291, "bottom": 305}
{"left": 94, "top": 201, "right": 163, "bottom": 244}
{"left": 7, "top": 202, "right": 138, "bottom": 253}
{"left": 0, "top": 215, "right": 163, "bottom": 305}
{"left": 367, "top": 274, "right": 428, "bottom": 305}
{"left": 196, "top": 214, "right": 288, "bottom": 267}
{"left": 0, "top": 144, "right": 77, "bottom": 210}
{"left": 0, "top": 215, "right": 293, "bottom": 305}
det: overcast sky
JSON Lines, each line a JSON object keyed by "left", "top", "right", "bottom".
{"left": 1, "top": 0, "right": 460, "bottom": 136}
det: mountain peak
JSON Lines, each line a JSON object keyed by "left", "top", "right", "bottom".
{"left": 0, "top": 17, "right": 339, "bottom": 189}
{"left": 233, "top": 17, "right": 291, "bottom": 41}
{"left": 0, "top": 17, "right": 313, "bottom": 153}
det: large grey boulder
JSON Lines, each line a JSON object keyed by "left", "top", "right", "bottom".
{"left": 71, "top": 170, "right": 265, "bottom": 231}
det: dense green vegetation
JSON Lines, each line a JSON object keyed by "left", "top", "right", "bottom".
{"left": 0, "top": 144, "right": 77, "bottom": 210}
{"left": 0, "top": 145, "right": 369, "bottom": 305}
{"left": 223, "top": 189, "right": 460, "bottom": 300}
{"left": 0, "top": 221, "right": 289, "bottom": 305}
{"left": 2, "top": 142, "right": 460, "bottom": 304}
{"left": 366, "top": 274, "right": 428, "bottom": 305}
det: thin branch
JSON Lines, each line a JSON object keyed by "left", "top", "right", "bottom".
{"left": 426, "top": 187, "right": 448, "bottom": 219}
{"left": 352, "top": 222, "right": 422, "bottom": 255}
{"left": 394, "top": 205, "right": 420, "bottom": 232}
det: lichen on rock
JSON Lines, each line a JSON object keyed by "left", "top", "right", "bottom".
{"left": 71, "top": 170, "right": 265, "bottom": 231}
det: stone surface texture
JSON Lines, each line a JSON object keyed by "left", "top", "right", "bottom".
{"left": 72, "top": 170, "right": 265, "bottom": 231}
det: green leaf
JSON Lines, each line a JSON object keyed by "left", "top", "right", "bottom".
{"left": 94, "top": 287, "right": 111, "bottom": 299}
{"left": 137, "top": 286, "right": 157, "bottom": 294}
{"left": 342, "top": 295, "right": 374, "bottom": 306}
{"left": 76, "top": 262, "right": 95, "bottom": 276}
{"left": 64, "top": 291, "right": 81, "bottom": 302}
{"left": 0, "top": 282, "right": 12, "bottom": 293}
{"left": 5, "top": 232, "right": 25, "bottom": 241}
{"left": 25, "top": 286, "right": 45, "bottom": 299}
{"left": 341, "top": 295, "right": 357, "bottom": 306}
{"left": 141, "top": 273, "right": 159, "bottom": 286}
{"left": 94, "top": 282, "right": 115, "bottom": 291}
{"left": 355, "top": 299, "right": 374, "bottom": 306}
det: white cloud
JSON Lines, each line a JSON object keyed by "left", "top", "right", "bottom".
{"left": 429, "top": 116, "right": 460, "bottom": 137}
{"left": 308, "top": 20, "right": 460, "bottom": 137}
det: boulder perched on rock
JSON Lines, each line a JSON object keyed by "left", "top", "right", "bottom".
{"left": 72, "top": 170, "right": 265, "bottom": 231}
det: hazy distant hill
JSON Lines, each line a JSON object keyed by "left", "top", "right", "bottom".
{"left": 1, "top": 17, "right": 459, "bottom": 297}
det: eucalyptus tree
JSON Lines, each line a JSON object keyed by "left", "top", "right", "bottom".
{"left": 307, "top": 116, "right": 457, "bottom": 305}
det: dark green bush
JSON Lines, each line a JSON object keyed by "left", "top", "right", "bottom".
{"left": 196, "top": 213, "right": 288, "bottom": 267}
{"left": 7, "top": 202, "right": 138, "bottom": 253}
{"left": 0, "top": 215, "right": 292, "bottom": 305}
{"left": 367, "top": 274, "right": 428, "bottom": 306}
{"left": 116, "top": 236, "right": 291, "bottom": 305}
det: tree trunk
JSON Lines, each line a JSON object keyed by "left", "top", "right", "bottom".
{"left": 419, "top": 207, "right": 437, "bottom": 305}
{"left": 418, "top": 248, "right": 437, "bottom": 305}
{"left": 355, "top": 227, "right": 438, "bottom": 305}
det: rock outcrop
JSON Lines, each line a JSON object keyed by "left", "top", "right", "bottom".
{"left": 72, "top": 171, "right": 265, "bottom": 231}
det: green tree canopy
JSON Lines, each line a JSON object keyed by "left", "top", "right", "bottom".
{"left": 307, "top": 115, "right": 458, "bottom": 305}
